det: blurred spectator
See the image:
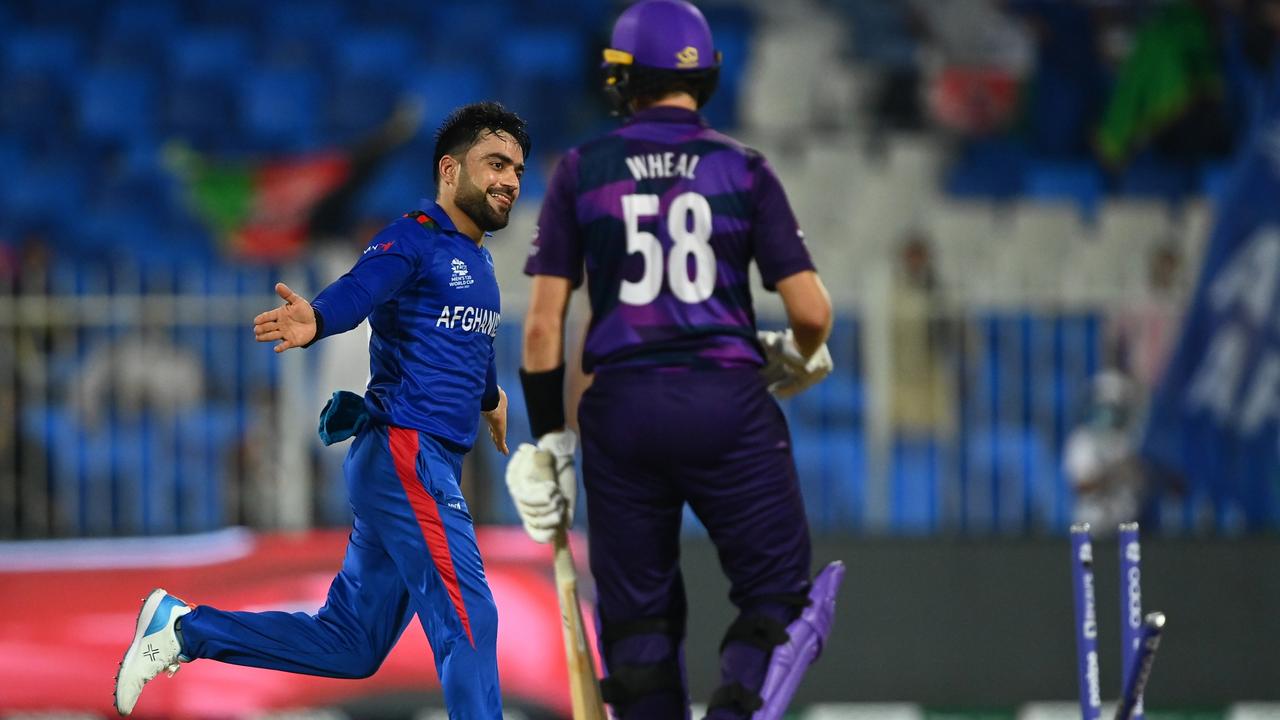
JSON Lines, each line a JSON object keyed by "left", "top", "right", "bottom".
{"left": 1107, "top": 241, "right": 1185, "bottom": 391}
{"left": 0, "top": 235, "right": 57, "bottom": 536}
{"left": 72, "top": 329, "right": 207, "bottom": 432}
{"left": 888, "top": 230, "right": 955, "bottom": 440}
{"left": 1064, "top": 369, "right": 1145, "bottom": 534}
{"left": 1095, "top": 0, "right": 1232, "bottom": 167}
{"left": 911, "top": 0, "right": 1034, "bottom": 135}
{"left": 166, "top": 97, "right": 424, "bottom": 262}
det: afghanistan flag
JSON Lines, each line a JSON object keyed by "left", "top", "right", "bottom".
{"left": 166, "top": 142, "right": 354, "bottom": 262}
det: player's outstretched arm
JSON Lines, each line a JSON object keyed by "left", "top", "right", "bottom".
{"left": 253, "top": 282, "right": 317, "bottom": 353}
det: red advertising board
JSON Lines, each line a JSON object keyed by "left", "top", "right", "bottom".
{"left": 0, "top": 527, "right": 595, "bottom": 718}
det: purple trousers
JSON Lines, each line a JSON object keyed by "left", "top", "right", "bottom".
{"left": 578, "top": 368, "right": 812, "bottom": 719}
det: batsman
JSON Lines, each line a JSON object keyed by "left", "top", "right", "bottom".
{"left": 505, "top": 1, "right": 845, "bottom": 718}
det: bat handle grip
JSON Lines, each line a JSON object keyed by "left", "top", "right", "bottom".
{"left": 554, "top": 527, "right": 578, "bottom": 582}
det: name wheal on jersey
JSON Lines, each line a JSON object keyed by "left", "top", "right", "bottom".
{"left": 435, "top": 305, "right": 500, "bottom": 338}
{"left": 625, "top": 152, "right": 700, "bottom": 181}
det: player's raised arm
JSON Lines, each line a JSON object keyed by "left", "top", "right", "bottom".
{"left": 253, "top": 282, "right": 317, "bottom": 353}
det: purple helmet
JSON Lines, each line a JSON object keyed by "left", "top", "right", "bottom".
{"left": 602, "top": 0, "right": 722, "bottom": 112}
{"left": 605, "top": 0, "right": 720, "bottom": 71}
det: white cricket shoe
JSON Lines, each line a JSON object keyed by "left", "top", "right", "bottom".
{"left": 114, "top": 588, "right": 192, "bottom": 716}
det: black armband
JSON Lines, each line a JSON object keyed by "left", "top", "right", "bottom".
{"left": 519, "top": 365, "right": 566, "bottom": 438}
{"left": 302, "top": 307, "right": 326, "bottom": 349}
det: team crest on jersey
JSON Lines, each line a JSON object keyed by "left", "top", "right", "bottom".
{"left": 449, "top": 258, "right": 474, "bottom": 289}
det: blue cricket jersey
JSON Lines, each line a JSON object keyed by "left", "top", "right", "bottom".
{"left": 310, "top": 201, "right": 500, "bottom": 451}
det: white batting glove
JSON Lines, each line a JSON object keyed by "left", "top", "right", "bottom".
{"left": 537, "top": 428, "right": 577, "bottom": 522}
{"left": 504, "top": 429, "right": 578, "bottom": 543}
{"left": 758, "top": 329, "right": 834, "bottom": 399}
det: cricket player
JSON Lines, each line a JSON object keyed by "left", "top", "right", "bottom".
{"left": 504, "top": 2, "right": 845, "bottom": 718}
{"left": 113, "top": 102, "right": 530, "bottom": 719}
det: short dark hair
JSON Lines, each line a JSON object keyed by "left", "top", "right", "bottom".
{"left": 432, "top": 102, "right": 532, "bottom": 184}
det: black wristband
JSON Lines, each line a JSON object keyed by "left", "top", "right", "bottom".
{"left": 302, "top": 307, "right": 325, "bottom": 349}
{"left": 520, "top": 365, "right": 566, "bottom": 438}
{"left": 480, "top": 386, "right": 500, "bottom": 413}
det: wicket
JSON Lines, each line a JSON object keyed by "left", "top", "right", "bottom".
{"left": 1070, "top": 522, "right": 1167, "bottom": 720}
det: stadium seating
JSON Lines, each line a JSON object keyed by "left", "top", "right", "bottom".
{"left": 0, "top": 0, "right": 1226, "bottom": 538}
{"left": 1022, "top": 161, "right": 1103, "bottom": 222}
{"left": 76, "top": 68, "right": 157, "bottom": 144}
{"left": 237, "top": 69, "right": 322, "bottom": 150}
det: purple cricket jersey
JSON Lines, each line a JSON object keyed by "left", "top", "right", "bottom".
{"left": 524, "top": 105, "right": 814, "bottom": 372}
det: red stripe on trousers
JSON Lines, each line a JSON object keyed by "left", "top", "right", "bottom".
{"left": 388, "top": 427, "right": 475, "bottom": 647}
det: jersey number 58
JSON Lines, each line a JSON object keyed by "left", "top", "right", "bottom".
{"left": 619, "top": 192, "right": 716, "bottom": 305}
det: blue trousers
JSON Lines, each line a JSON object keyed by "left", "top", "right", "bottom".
{"left": 179, "top": 425, "right": 502, "bottom": 718}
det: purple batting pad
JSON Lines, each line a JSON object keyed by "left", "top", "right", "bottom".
{"left": 751, "top": 561, "right": 845, "bottom": 720}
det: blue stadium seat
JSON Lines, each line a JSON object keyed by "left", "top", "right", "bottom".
{"left": 945, "top": 139, "right": 1027, "bottom": 199}
{"left": 2, "top": 30, "right": 82, "bottom": 79}
{"left": 784, "top": 373, "right": 864, "bottom": 430}
{"left": 0, "top": 137, "right": 26, "bottom": 179}
{"left": 402, "top": 64, "right": 493, "bottom": 129}
{"left": 76, "top": 206, "right": 161, "bottom": 259}
{"left": 963, "top": 426, "right": 1060, "bottom": 531}
{"left": 355, "top": 154, "right": 433, "bottom": 222}
{"left": 891, "top": 437, "right": 940, "bottom": 533}
{"left": 830, "top": 0, "right": 918, "bottom": 68}
{"left": 513, "top": 0, "right": 609, "bottom": 28}
{"left": 791, "top": 427, "right": 866, "bottom": 532}
{"left": 0, "top": 159, "right": 86, "bottom": 226}
{"left": 1118, "top": 157, "right": 1195, "bottom": 201}
{"left": 165, "top": 77, "right": 239, "bottom": 146}
{"left": 95, "top": 32, "right": 166, "bottom": 69}
{"left": 93, "top": 167, "right": 173, "bottom": 220}
{"left": 164, "top": 31, "right": 245, "bottom": 144}
{"left": 190, "top": 0, "right": 262, "bottom": 29}
{"left": 326, "top": 75, "right": 401, "bottom": 139}
{"left": 427, "top": 5, "right": 515, "bottom": 63}
{"left": 0, "top": 72, "right": 73, "bottom": 139}
{"left": 76, "top": 68, "right": 157, "bottom": 143}
{"left": 238, "top": 70, "right": 322, "bottom": 149}
{"left": 168, "top": 29, "right": 253, "bottom": 79}
{"left": 332, "top": 30, "right": 417, "bottom": 78}
{"left": 263, "top": 0, "right": 346, "bottom": 40}
{"left": 1023, "top": 161, "right": 1103, "bottom": 221}
{"left": 506, "top": 29, "right": 583, "bottom": 81}
{"left": 104, "top": 0, "right": 183, "bottom": 39}
{"left": 18, "top": 0, "right": 105, "bottom": 28}
{"left": 0, "top": 41, "right": 77, "bottom": 143}
{"left": 349, "top": 0, "right": 435, "bottom": 27}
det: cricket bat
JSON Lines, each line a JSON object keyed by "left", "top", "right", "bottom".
{"left": 553, "top": 527, "right": 608, "bottom": 720}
